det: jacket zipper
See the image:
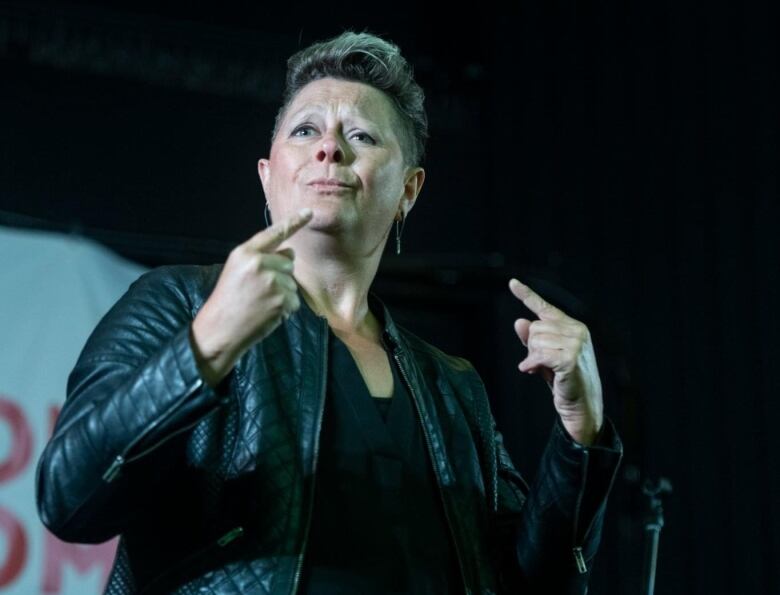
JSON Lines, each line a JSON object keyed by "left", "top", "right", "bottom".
{"left": 139, "top": 525, "right": 244, "bottom": 594}
{"left": 102, "top": 377, "right": 219, "bottom": 483}
{"left": 289, "top": 316, "right": 329, "bottom": 595}
{"left": 388, "top": 341, "right": 470, "bottom": 595}
{"left": 287, "top": 321, "right": 470, "bottom": 593}
{"left": 571, "top": 448, "right": 590, "bottom": 574}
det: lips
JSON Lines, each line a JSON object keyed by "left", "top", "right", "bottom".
{"left": 307, "top": 178, "right": 353, "bottom": 188}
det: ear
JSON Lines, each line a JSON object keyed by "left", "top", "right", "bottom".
{"left": 399, "top": 167, "right": 425, "bottom": 218}
{"left": 257, "top": 158, "right": 271, "bottom": 196}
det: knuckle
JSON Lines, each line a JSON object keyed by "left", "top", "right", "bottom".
{"left": 268, "top": 292, "right": 285, "bottom": 310}
{"left": 271, "top": 270, "right": 287, "bottom": 288}
{"left": 261, "top": 271, "right": 276, "bottom": 291}
{"left": 229, "top": 245, "right": 246, "bottom": 262}
{"left": 252, "top": 257, "right": 267, "bottom": 272}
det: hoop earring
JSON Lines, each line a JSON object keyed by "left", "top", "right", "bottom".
{"left": 264, "top": 202, "right": 272, "bottom": 227}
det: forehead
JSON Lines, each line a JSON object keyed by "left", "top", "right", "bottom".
{"left": 283, "top": 78, "right": 400, "bottom": 130}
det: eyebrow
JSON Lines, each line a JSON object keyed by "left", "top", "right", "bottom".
{"left": 287, "top": 107, "right": 380, "bottom": 129}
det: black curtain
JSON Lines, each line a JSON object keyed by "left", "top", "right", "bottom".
{"left": 1, "top": 1, "right": 777, "bottom": 593}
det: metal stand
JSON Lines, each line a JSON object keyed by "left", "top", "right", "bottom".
{"left": 641, "top": 477, "right": 672, "bottom": 595}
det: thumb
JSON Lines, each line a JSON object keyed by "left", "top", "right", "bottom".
{"left": 514, "top": 318, "right": 531, "bottom": 347}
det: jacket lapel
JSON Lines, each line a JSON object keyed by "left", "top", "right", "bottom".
{"left": 368, "top": 292, "right": 457, "bottom": 487}
{"left": 283, "top": 286, "right": 456, "bottom": 487}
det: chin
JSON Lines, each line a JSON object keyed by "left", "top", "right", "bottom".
{"left": 301, "top": 207, "right": 332, "bottom": 226}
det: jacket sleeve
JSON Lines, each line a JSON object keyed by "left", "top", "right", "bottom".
{"left": 35, "top": 266, "right": 233, "bottom": 544}
{"left": 474, "top": 377, "right": 623, "bottom": 593}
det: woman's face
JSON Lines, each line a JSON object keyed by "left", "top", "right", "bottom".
{"left": 258, "top": 77, "right": 424, "bottom": 253}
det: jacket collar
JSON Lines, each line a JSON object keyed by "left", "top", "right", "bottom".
{"left": 293, "top": 284, "right": 404, "bottom": 351}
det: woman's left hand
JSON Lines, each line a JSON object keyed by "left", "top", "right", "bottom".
{"left": 508, "top": 278, "right": 604, "bottom": 446}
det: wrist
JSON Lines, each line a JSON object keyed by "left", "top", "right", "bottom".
{"left": 559, "top": 413, "right": 603, "bottom": 447}
{"left": 190, "top": 311, "right": 238, "bottom": 388}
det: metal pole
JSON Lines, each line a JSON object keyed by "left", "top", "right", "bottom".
{"left": 641, "top": 477, "right": 672, "bottom": 595}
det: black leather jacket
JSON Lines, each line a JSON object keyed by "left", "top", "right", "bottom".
{"left": 36, "top": 264, "right": 623, "bottom": 594}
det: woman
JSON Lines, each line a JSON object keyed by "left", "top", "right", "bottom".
{"left": 36, "top": 31, "right": 622, "bottom": 594}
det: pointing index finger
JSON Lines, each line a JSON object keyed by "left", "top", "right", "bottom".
{"left": 508, "top": 278, "right": 565, "bottom": 321}
{"left": 248, "top": 208, "right": 313, "bottom": 252}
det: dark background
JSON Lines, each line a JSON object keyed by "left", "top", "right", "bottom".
{"left": 2, "top": 1, "right": 777, "bottom": 593}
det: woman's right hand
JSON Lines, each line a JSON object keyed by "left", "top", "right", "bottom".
{"left": 190, "top": 207, "right": 314, "bottom": 387}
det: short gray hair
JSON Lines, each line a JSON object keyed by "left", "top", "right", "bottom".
{"left": 271, "top": 30, "right": 428, "bottom": 167}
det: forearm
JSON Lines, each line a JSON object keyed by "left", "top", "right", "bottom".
{"left": 513, "top": 417, "right": 623, "bottom": 592}
{"left": 37, "top": 324, "right": 229, "bottom": 543}
{"left": 190, "top": 306, "right": 242, "bottom": 389}
{"left": 35, "top": 268, "right": 232, "bottom": 543}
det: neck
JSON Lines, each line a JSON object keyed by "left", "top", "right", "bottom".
{"left": 277, "top": 213, "right": 394, "bottom": 337}
{"left": 289, "top": 248, "right": 384, "bottom": 338}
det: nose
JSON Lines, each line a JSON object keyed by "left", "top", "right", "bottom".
{"left": 316, "top": 134, "right": 349, "bottom": 164}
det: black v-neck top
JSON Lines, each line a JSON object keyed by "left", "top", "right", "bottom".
{"left": 298, "top": 327, "right": 463, "bottom": 595}
{"left": 373, "top": 396, "right": 392, "bottom": 422}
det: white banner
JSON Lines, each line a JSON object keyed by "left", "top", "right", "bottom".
{"left": 0, "top": 225, "right": 147, "bottom": 594}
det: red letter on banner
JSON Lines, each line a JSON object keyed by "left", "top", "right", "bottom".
{"left": 0, "top": 507, "right": 27, "bottom": 587}
{"left": 41, "top": 532, "right": 118, "bottom": 593}
{"left": 0, "top": 396, "right": 32, "bottom": 484}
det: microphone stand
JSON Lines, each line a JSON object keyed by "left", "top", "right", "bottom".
{"left": 641, "top": 477, "right": 672, "bottom": 595}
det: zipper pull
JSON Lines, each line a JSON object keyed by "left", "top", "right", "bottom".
{"left": 102, "top": 455, "right": 124, "bottom": 483}
{"left": 217, "top": 526, "right": 244, "bottom": 547}
{"left": 573, "top": 546, "right": 587, "bottom": 574}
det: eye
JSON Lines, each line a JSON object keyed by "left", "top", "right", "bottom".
{"left": 350, "top": 131, "right": 376, "bottom": 144}
{"left": 291, "top": 124, "right": 316, "bottom": 137}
